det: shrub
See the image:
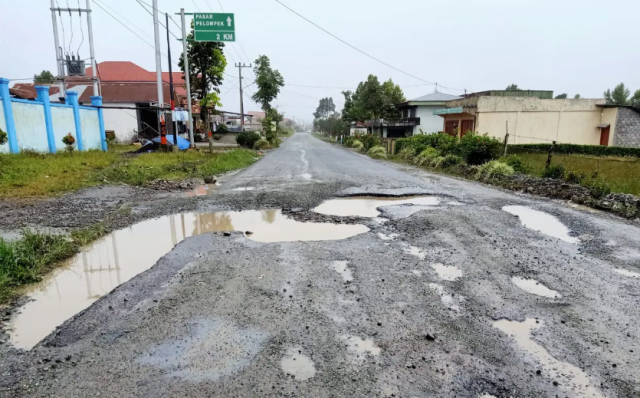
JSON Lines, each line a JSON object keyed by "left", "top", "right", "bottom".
{"left": 236, "top": 131, "right": 261, "bottom": 149}
{"left": 564, "top": 170, "right": 586, "bottom": 184}
{"left": 343, "top": 136, "right": 354, "bottom": 147}
{"left": 508, "top": 143, "right": 640, "bottom": 158}
{"left": 0, "top": 127, "right": 7, "bottom": 146}
{"left": 394, "top": 133, "right": 458, "bottom": 157}
{"left": 583, "top": 178, "right": 611, "bottom": 198}
{"left": 253, "top": 139, "right": 271, "bottom": 150}
{"left": 398, "top": 146, "right": 416, "bottom": 160}
{"left": 62, "top": 133, "right": 76, "bottom": 153}
{"left": 414, "top": 147, "right": 440, "bottom": 166}
{"left": 501, "top": 155, "right": 531, "bottom": 174}
{"left": 542, "top": 164, "right": 565, "bottom": 179}
{"left": 212, "top": 133, "right": 223, "bottom": 141}
{"left": 349, "top": 139, "right": 363, "bottom": 150}
{"left": 360, "top": 134, "right": 382, "bottom": 152}
{"left": 439, "top": 154, "right": 464, "bottom": 168}
{"left": 367, "top": 145, "right": 387, "bottom": 159}
{"left": 431, "top": 156, "right": 447, "bottom": 168}
{"left": 475, "top": 160, "right": 515, "bottom": 181}
{"left": 459, "top": 133, "right": 502, "bottom": 165}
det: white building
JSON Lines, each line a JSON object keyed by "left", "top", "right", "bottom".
{"left": 381, "top": 92, "right": 461, "bottom": 138}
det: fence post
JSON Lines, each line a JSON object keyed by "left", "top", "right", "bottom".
{"left": 0, "top": 78, "right": 19, "bottom": 153}
{"left": 545, "top": 140, "right": 556, "bottom": 170}
{"left": 35, "top": 86, "right": 56, "bottom": 154}
{"left": 66, "top": 91, "right": 84, "bottom": 151}
{"left": 503, "top": 120, "right": 509, "bottom": 156}
{"left": 90, "top": 96, "right": 107, "bottom": 151}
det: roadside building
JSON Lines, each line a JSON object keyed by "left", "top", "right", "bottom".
{"left": 434, "top": 90, "right": 640, "bottom": 147}
{"left": 350, "top": 121, "right": 367, "bottom": 136}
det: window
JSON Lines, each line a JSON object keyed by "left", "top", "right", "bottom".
{"left": 409, "top": 108, "right": 416, "bottom": 118}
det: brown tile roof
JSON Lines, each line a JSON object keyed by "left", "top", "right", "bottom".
{"left": 87, "top": 61, "right": 155, "bottom": 82}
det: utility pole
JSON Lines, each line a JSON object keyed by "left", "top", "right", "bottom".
{"left": 152, "top": 0, "right": 165, "bottom": 145}
{"left": 180, "top": 8, "right": 195, "bottom": 147}
{"left": 236, "top": 63, "right": 251, "bottom": 128}
{"left": 86, "top": 0, "right": 99, "bottom": 96}
{"left": 50, "top": 0, "right": 66, "bottom": 98}
{"left": 165, "top": 13, "right": 178, "bottom": 150}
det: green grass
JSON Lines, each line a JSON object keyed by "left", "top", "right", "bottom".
{"left": 517, "top": 153, "right": 640, "bottom": 196}
{"left": 0, "top": 148, "right": 256, "bottom": 198}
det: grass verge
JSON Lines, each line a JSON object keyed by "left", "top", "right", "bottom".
{"left": 0, "top": 148, "right": 256, "bottom": 198}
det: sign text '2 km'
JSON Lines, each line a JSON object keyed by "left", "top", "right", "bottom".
{"left": 194, "top": 13, "right": 235, "bottom": 42}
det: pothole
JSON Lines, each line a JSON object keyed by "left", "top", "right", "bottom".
{"left": 493, "top": 318, "right": 603, "bottom": 398}
{"left": 427, "top": 283, "right": 463, "bottom": 313}
{"left": 378, "top": 232, "right": 398, "bottom": 241}
{"left": 503, "top": 206, "right": 579, "bottom": 243}
{"left": 430, "top": 263, "right": 463, "bottom": 281}
{"left": 404, "top": 245, "right": 426, "bottom": 260}
{"left": 331, "top": 261, "right": 353, "bottom": 283}
{"left": 614, "top": 268, "right": 640, "bottom": 278}
{"left": 280, "top": 347, "right": 316, "bottom": 381}
{"left": 511, "top": 277, "right": 561, "bottom": 298}
{"left": 185, "top": 183, "right": 218, "bottom": 197}
{"left": 341, "top": 335, "right": 381, "bottom": 364}
{"left": 313, "top": 196, "right": 440, "bottom": 217}
{"left": 6, "top": 210, "right": 368, "bottom": 350}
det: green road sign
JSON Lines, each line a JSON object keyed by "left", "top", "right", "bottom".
{"left": 194, "top": 13, "right": 235, "bottom": 42}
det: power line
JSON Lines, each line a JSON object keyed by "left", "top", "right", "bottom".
{"left": 92, "top": 0, "right": 155, "bottom": 49}
{"left": 95, "top": 0, "right": 152, "bottom": 41}
{"left": 135, "top": 0, "right": 180, "bottom": 40}
{"left": 273, "top": 0, "right": 464, "bottom": 92}
{"left": 191, "top": 0, "right": 201, "bottom": 12}
{"left": 135, "top": 0, "right": 182, "bottom": 30}
{"left": 77, "top": 0, "right": 85, "bottom": 53}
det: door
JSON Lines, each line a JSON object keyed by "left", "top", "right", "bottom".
{"left": 445, "top": 120, "right": 459, "bottom": 136}
{"left": 600, "top": 126, "right": 610, "bottom": 146}
{"left": 461, "top": 120, "right": 474, "bottom": 137}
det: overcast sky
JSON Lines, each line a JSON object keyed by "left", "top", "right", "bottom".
{"left": 3, "top": 0, "right": 640, "bottom": 124}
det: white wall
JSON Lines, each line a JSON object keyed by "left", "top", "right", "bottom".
{"left": 79, "top": 108, "right": 102, "bottom": 150}
{"left": 350, "top": 127, "right": 367, "bottom": 136}
{"left": 0, "top": 99, "right": 7, "bottom": 153}
{"left": 414, "top": 105, "right": 446, "bottom": 134}
{"left": 102, "top": 103, "right": 138, "bottom": 143}
{"left": 50, "top": 105, "right": 77, "bottom": 151}
{"left": 12, "top": 101, "right": 48, "bottom": 152}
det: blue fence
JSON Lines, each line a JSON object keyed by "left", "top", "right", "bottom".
{"left": 0, "top": 78, "right": 106, "bottom": 153}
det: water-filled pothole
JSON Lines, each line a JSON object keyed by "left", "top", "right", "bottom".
{"left": 511, "top": 277, "right": 561, "bottom": 298}
{"left": 280, "top": 347, "right": 316, "bottom": 381}
{"left": 503, "top": 206, "right": 579, "bottom": 243}
{"left": 614, "top": 268, "right": 640, "bottom": 278}
{"left": 314, "top": 196, "right": 439, "bottom": 217}
{"left": 493, "top": 318, "right": 603, "bottom": 398}
{"left": 7, "top": 210, "right": 368, "bottom": 350}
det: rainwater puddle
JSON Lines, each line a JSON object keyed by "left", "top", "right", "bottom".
{"left": 430, "top": 263, "right": 463, "bottom": 281}
{"left": 185, "top": 184, "right": 217, "bottom": 197}
{"left": 412, "top": 270, "right": 423, "bottom": 276}
{"left": 405, "top": 246, "right": 426, "bottom": 260}
{"left": 503, "top": 206, "right": 579, "bottom": 243}
{"left": 331, "top": 261, "right": 353, "bottom": 282}
{"left": 232, "top": 187, "right": 256, "bottom": 191}
{"left": 341, "top": 335, "right": 381, "bottom": 363}
{"left": 511, "top": 277, "right": 561, "bottom": 298}
{"left": 313, "top": 196, "right": 439, "bottom": 217}
{"left": 427, "top": 283, "right": 462, "bottom": 312}
{"left": 280, "top": 347, "right": 316, "bottom": 381}
{"left": 614, "top": 268, "right": 640, "bottom": 278}
{"left": 493, "top": 318, "right": 603, "bottom": 398}
{"left": 7, "top": 210, "right": 369, "bottom": 350}
{"left": 378, "top": 232, "right": 398, "bottom": 241}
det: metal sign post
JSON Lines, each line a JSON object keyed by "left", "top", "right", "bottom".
{"left": 180, "top": 8, "right": 195, "bottom": 147}
{"left": 194, "top": 13, "right": 235, "bottom": 42}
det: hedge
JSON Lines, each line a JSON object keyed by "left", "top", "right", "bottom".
{"left": 508, "top": 144, "right": 640, "bottom": 158}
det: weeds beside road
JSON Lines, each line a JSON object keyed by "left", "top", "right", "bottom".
{"left": 0, "top": 147, "right": 257, "bottom": 198}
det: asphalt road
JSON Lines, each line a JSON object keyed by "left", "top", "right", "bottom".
{"left": 2, "top": 133, "right": 639, "bottom": 397}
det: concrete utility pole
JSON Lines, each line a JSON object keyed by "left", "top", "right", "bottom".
{"left": 180, "top": 8, "right": 195, "bottom": 147}
{"left": 86, "top": 0, "right": 99, "bottom": 96}
{"left": 50, "top": 0, "right": 66, "bottom": 98}
{"left": 236, "top": 63, "right": 252, "bottom": 128}
{"left": 152, "top": 0, "right": 165, "bottom": 144}
{"left": 165, "top": 12, "right": 178, "bottom": 150}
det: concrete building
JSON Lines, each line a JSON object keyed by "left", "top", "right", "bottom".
{"left": 434, "top": 90, "right": 640, "bottom": 147}
{"left": 349, "top": 121, "right": 367, "bottom": 136}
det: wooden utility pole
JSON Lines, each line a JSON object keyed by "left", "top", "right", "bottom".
{"left": 503, "top": 120, "right": 509, "bottom": 157}
{"left": 236, "top": 63, "right": 252, "bottom": 129}
{"left": 545, "top": 141, "right": 557, "bottom": 170}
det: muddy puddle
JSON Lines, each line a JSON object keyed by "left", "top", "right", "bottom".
{"left": 313, "top": 196, "right": 439, "bottom": 217}
{"left": 511, "top": 277, "right": 561, "bottom": 298}
{"left": 7, "top": 210, "right": 369, "bottom": 350}
{"left": 493, "top": 318, "right": 603, "bottom": 398}
{"left": 280, "top": 347, "right": 316, "bottom": 380}
{"left": 503, "top": 206, "right": 579, "bottom": 243}
{"left": 331, "top": 261, "right": 353, "bottom": 282}
{"left": 614, "top": 268, "right": 640, "bottom": 278}
{"left": 341, "top": 335, "right": 381, "bottom": 364}
{"left": 430, "top": 263, "right": 463, "bottom": 281}
{"left": 185, "top": 184, "right": 218, "bottom": 197}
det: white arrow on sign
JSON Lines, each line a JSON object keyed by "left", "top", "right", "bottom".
{"left": 227, "top": 16, "right": 232, "bottom": 27}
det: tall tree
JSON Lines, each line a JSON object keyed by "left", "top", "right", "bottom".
{"left": 630, "top": 89, "right": 640, "bottom": 107}
{"left": 555, "top": 93, "right": 568, "bottom": 99}
{"left": 251, "top": 55, "right": 285, "bottom": 111}
{"left": 179, "top": 23, "right": 227, "bottom": 126}
{"left": 506, "top": 84, "right": 520, "bottom": 91}
{"left": 380, "top": 79, "right": 405, "bottom": 120}
{"left": 604, "top": 83, "right": 631, "bottom": 105}
{"left": 34, "top": 70, "right": 55, "bottom": 84}
{"left": 574, "top": 94, "right": 581, "bottom": 99}
{"left": 313, "top": 97, "right": 335, "bottom": 120}
{"left": 340, "top": 75, "right": 405, "bottom": 123}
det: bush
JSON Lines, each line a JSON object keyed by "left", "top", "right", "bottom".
{"left": 343, "top": 136, "right": 355, "bottom": 147}
{"left": 398, "top": 146, "right": 416, "bottom": 160}
{"left": 458, "top": 133, "right": 502, "bottom": 165}
{"left": 583, "top": 178, "right": 611, "bottom": 198}
{"left": 508, "top": 143, "right": 640, "bottom": 158}
{"left": 501, "top": 155, "right": 532, "bottom": 174}
{"left": 236, "top": 131, "right": 261, "bottom": 149}
{"left": 564, "top": 170, "right": 586, "bottom": 184}
{"left": 542, "top": 164, "right": 565, "bottom": 179}
{"left": 0, "top": 127, "right": 7, "bottom": 146}
{"left": 367, "top": 145, "right": 387, "bottom": 159}
{"left": 394, "top": 133, "right": 458, "bottom": 157}
{"left": 349, "top": 139, "right": 363, "bottom": 150}
{"left": 360, "top": 134, "right": 382, "bottom": 152}
{"left": 475, "top": 160, "right": 515, "bottom": 181}
{"left": 414, "top": 147, "right": 440, "bottom": 166}
{"left": 431, "top": 156, "right": 447, "bottom": 168}
{"left": 439, "top": 154, "right": 464, "bottom": 168}
{"left": 253, "top": 139, "right": 271, "bottom": 150}
{"left": 212, "top": 133, "right": 223, "bottom": 141}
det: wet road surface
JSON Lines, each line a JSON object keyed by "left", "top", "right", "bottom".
{"left": 2, "top": 133, "right": 639, "bottom": 397}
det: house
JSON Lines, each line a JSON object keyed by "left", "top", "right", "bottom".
{"left": 10, "top": 61, "right": 188, "bottom": 142}
{"left": 350, "top": 122, "right": 368, "bottom": 136}
{"left": 434, "top": 90, "right": 640, "bottom": 147}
